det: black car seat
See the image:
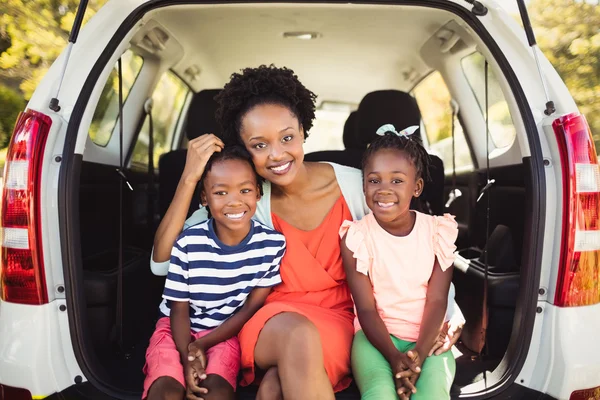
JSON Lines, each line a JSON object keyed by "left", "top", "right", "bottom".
{"left": 356, "top": 90, "right": 445, "bottom": 216}
{"left": 158, "top": 89, "right": 222, "bottom": 219}
{"left": 304, "top": 111, "right": 364, "bottom": 168}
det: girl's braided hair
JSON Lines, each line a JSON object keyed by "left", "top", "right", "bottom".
{"left": 215, "top": 64, "right": 317, "bottom": 145}
{"left": 361, "top": 128, "right": 431, "bottom": 182}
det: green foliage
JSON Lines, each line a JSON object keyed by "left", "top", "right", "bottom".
{"left": 0, "top": 0, "right": 106, "bottom": 99}
{"left": 0, "top": 84, "right": 25, "bottom": 148}
{"left": 0, "top": 0, "right": 598, "bottom": 152}
{"left": 529, "top": 0, "right": 600, "bottom": 148}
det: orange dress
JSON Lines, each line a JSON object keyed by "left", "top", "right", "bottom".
{"left": 238, "top": 196, "right": 355, "bottom": 392}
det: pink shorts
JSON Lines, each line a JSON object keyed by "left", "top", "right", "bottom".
{"left": 142, "top": 317, "right": 241, "bottom": 399}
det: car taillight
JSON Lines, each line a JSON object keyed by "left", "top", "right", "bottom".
{"left": 0, "top": 109, "right": 51, "bottom": 305}
{"left": 553, "top": 112, "right": 600, "bottom": 307}
{"left": 0, "top": 384, "right": 33, "bottom": 400}
{"left": 570, "top": 385, "right": 600, "bottom": 400}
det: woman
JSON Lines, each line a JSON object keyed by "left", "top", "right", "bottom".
{"left": 150, "top": 65, "right": 464, "bottom": 400}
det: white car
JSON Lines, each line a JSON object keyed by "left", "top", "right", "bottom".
{"left": 0, "top": 0, "right": 598, "bottom": 399}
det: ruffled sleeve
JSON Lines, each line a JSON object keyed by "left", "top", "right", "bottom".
{"left": 433, "top": 214, "right": 459, "bottom": 271}
{"left": 339, "top": 220, "right": 372, "bottom": 276}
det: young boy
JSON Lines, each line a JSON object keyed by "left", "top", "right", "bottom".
{"left": 143, "top": 146, "right": 285, "bottom": 400}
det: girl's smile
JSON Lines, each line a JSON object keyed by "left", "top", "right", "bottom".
{"left": 363, "top": 148, "right": 423, "bottom": 235}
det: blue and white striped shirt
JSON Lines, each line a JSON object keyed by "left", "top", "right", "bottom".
{"left": 159, "top": 219, "right": 285, "bottom": 332}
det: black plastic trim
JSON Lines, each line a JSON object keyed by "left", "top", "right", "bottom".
{"left": 58, "top": 1, "right": 546, "bottom": 399}
{"left": 45, "top": 379, "right": 557, "bottom": 400}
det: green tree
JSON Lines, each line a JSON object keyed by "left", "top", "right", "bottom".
{"left": 0, "top": 0, "right": 106, "bottom": 99}
{"left": 529, "top": 0, "right": 600, "bottom": 148}
{"left": 0, "top": 85, "right": 25, "bottom": 147}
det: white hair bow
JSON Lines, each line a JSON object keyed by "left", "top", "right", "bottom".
{"left": 376, "top": 124, "right": 419, "bottom": 138}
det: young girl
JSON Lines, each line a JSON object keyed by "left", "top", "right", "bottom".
{"left": 340, "top": 124, "right": 458, "bottom": 400}
{"left": 143, "top": 146, "right": 286, "bottom": 400}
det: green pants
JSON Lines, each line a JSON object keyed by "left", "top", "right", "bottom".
{"left": 352, "top": 330, "right": 455, "bottom": 400}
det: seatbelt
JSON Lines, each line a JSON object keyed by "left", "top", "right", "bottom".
{"left": 115, "top": 57, "right": 133, "bottom": 354}
{"left": 144, "top": 98, "right": 156, "bottom": 232}
{"left": 451, "top": 101, "right": 457, "bottom": 190}
{"left": 444, "top": 100, "right": 462, "bottom": 209}
{"left": 479, "top": 60, "right": 491, "bottom": 360}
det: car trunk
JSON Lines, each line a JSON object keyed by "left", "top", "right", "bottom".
{"left": 59, "top": 1, "right": 546, "bottom": 398}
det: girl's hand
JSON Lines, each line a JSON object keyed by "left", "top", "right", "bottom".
{"left": 395, "top": 350, "right": 423, "bottom": 400}
{"left": 397, "top": 375, "right": 419, "bottom": 400}
{"left": 391, "top": 349, "right": 421, "bottom": 398}
{"left": 181, "top": 134, "right": 224, "bottom": 184}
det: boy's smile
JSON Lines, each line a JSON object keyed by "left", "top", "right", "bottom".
{"left": 201, "top": 158, "right": 261, "bottom": 246}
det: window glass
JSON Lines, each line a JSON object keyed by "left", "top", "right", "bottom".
{"left": 303, "top": 102, "right": 354, "bottom": 153}
{"left": 89, "top": 51, "right": 143, "bottom": 146}
{"left": 412, "top": 71, "right": 474, "bottom": 174}
{"left": 130, "top": 71, "right": 190, "bottom": 170}
{"left": 461, "top": 52, "right": 517, "bottom": 148}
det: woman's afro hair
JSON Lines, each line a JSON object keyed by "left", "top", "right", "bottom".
{"left": 215, "top": 64, "right": 317, "bottom": 145}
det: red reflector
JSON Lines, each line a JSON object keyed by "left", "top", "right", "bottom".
{"left": 0, "top": 109, "right": 51, "bottom": 305}
{"left": 570, "top": 386, "right": 600, "bottom": 400}
{"left": 1, "top": 247, "right": 42, "bottom": 305}
{"left": 0, "top": 384, "right": 33, "bottom": 400}
{"left": 2, "top": 190, "right": 29, "bottom": 227}
{"left": 553, "top": 112, "right": 600, "bottom": 307}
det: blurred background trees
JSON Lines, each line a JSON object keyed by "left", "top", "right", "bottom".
{"left": 0, "top": 0, "right": 598, "bottom": 151}
{"left": 529, "top": 0, "right": 600, "bottom": 149}
{"left": 0, "top": 0, "right": 105, "bottom": 149}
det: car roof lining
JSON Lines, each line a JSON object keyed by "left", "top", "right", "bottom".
{"left": 137, "top": 3, "right": 462, "bottom": 104}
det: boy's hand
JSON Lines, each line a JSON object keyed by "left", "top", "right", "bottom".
{"left": 183, "top": 341, "right": 208, "bottom": 399}
{"left": 183, "top": 358, "right": 208, "bottom": 400}
{"left": 393, "top": 350, "right": 423, "bottom": 400}
{"left": 182, "top": 134, "right": 224, "bottom": 184}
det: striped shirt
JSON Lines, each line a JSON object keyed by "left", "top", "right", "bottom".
{"left": 159, "top": 219, "right": 285, "bottom": 332}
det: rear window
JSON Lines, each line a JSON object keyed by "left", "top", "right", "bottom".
{"left": 461, "top": 52, "right": 516, "bottom": 148}
{"left": 412, "top": 71, "right": 474, "bottom": 174}
{"left": 303, "top": 101, "right": 354, "bottom": 153}
{"left": 89, "top": 51, "right": 144, "bottom": 147}
{"left": 130, "top": 71, "right": 190, "bottom": 171}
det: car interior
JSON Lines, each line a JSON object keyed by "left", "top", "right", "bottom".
{"left": 75, "top": 3, "right": 530, "bottom": 398}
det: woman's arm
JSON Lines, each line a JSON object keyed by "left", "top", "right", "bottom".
{"left": 152, "top": 134, "right": 223, "bottom": 263}
{"left": 414, "top": 261, "right": 454, "bottom": 360}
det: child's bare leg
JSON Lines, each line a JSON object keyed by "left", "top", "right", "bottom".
{"left": 201, "top": 374, "right": 235, "bottom": 400}
{"left": 257, "top": 367, "right": 283, "bottom": 400}
{"left": 146, "top": 376, "right": 185, "bottom": 400}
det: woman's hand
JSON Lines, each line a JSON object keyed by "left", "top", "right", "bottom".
{"left": 181, "top": 134, "right": 224, "bottom": 184}
{"left": 429, "top": 320, "right": 463, "bottom": 356}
